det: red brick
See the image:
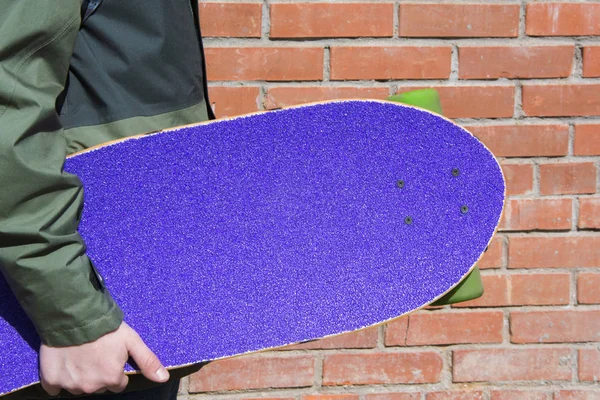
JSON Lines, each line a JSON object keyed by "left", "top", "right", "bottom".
{"left": 459, "top": 46, "right": 573, "bottom": 79}
{"left": 322, "top": 352, "right": 442, "bottom": 385}
{"left": 478, "top": 236, "right": 503, "bottom": 270}
{"left": 540, "top": 162, "right": 596, "bottom": 195}
{"left": 578, "top": 273, "right": 600, "bottom": 304}
{"left": 574, "top": 124, "right": 600, "bottom": 156}
{"left": 205, "top": 47, "right": 323, "bottom": 81}
{"left": 364, "top": 394, "right": 419, "bottom": 400}
{"left": 384, "top": 317, "right": 409, "bottom": 346}
{"left": 466, "top": 125, "right": 569, "bottom": 158}
{"left": 395, "top": 86, "right": 515, "bottom": 119}
{"left": 491, "top": 390, "right": 552, "bottom": 400}
{"left": 510, "top": 273, "right": 570, "bottom": 306}
{"left": 403, "top": 311, "right": 503, "bottom": 346}
{"left": 270, "top": 3, "right": 393, "bottom": 38}
{"left": 583, "top": 46, "right": 600, "bottom": 77}
{"left": 509, "top": 236, "right": 600, "bottom": 268}
{"left": 499, "top": 198, "right": 572, "bottom": 231}
{"left": 330, "top": 47, "right": 451, "bottom": 80}
{"left": 579, "top": 198, "right": 600, "bottom": 229}
{"left": 555, "top": 390, "right": 600, "bottom": 400}
{"left": 427, "top": 392, "right": 484, "bottom": 400}
{"left": 579, "top": 348, "right": 600, "bottom": 381}
{"left": 208, "top": 86, "right": 260, "bottom": 118}
{"left": 523, "top": 84, "right": 600, "bottom": 117}
{"left": 501, "top": 163, "right": 534, "bottom": 196}
{"left": 265, "top": 87, "right": 390, "bottom": 109}
{"left": 455, "top": 273, "right": 569, "bottom": 307}
{"left": 453, "top": 348, "right": 572, "bottom": 382}
{"left": 303, "top": 396, "right": 359, "bottom": 400}
{"left": 189, "top": 355, "right": 314, "bottom": 392}
{"left": 511, "top": 310, "right": 600, "bottom": 343}
{"left": 453, "top": 275, "right": 509, "bottom": 308}
{"left": 526, "top": 3, "right": 600, "bottom": 36}
{"left": 199, "top": 3, "right": 261, "bottom": 38}
{"left": 284, "top": 327, "right": 377, "bottom": 350}
{"left": 399, "top": 4, "right": 519, "bottom": 38}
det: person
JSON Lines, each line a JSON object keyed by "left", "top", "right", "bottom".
{"left": 0, "top": 0, "right": 214, "bottom": 398}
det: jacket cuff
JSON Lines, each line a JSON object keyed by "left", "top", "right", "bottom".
{"left": 38, "top": 292, "right": 124, "bottom": 347}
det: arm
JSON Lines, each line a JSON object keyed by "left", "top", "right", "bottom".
{"left": 0, "top": 1, "right": 168, "bottom": 394}
{"left": 0, "top": 0, "right": 121, "bottom": 350}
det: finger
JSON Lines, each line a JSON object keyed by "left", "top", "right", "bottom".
{"left": 40, "top": 380, "right": 61, "bottom": 397}
{"left": 66, "top": 388, "right": 84, "bottom": 396}
{"left": 107, "top": 373, "right": 129, "bottom": 393}
{"left": 126, "top": 330, "right": 169, "bottom": 383}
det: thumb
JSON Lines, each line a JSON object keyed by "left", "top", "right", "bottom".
{"left": 125, "top": 326, "right": 169, "bottom": 383}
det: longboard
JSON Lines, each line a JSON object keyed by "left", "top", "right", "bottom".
{"left": 0, "top": 100, "right": 505, "bottom": 397}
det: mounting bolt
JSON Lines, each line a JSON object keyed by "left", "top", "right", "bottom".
{"left": 461, "top": 205, "right": 469, "bottom": 214}
{"left": 396, "top": 180, "right": 405, "bottom": 189}
{"left": 404, "top": 216, "right": 413, "bottom": 225}
{"left": 452, "top": 168, "right": 460, "bottom": 177}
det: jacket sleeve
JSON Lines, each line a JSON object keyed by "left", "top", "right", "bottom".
{"left": 0, "top": 1, "right": 123, "bottom": 347}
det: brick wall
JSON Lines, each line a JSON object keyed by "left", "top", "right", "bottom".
{"left": 183, "top": 1, "right": 600, "bottom": 399}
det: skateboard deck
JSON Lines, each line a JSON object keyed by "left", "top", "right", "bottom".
{"left": 0, "top": 100, "right": 505, "bottom": 396}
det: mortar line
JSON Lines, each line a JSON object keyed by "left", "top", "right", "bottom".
{"left": 261, "top": 0, "right": 269, "bottom": 43}
{"left": 393, "top": 1, "right": 399, "bottom": 39}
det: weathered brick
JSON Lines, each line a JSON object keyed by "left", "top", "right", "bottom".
{"left": 574, "top": 124, "right": 600, "bottom": 156}
{"left": 453, "top": 348, "right": 572, "bottom": 382}
{"left": 395, "top": 86, "right": 515, "bottom": 119}
{"left": 205, "top": 47, "right": 323, "bottom": 81}
{"left": 523, "top": 84, "right": 600, "bottom": 117}
{"left": 526, "top": 3, "right": 600, "bottom": 36}
{"left": 501, "top": 163, "right": 534, "bottom": 196}
{"left": 510, "top": 273, "right": 570, "bottom": 306}
{"left": 466, "top": 125, "right": 569, "bottom": 158}
{"left": 283, "top": 327, "right": 377, "bottom": 350}
{"left": 579, "top": 348, "right": 600, "bottom": 382}
{"left": 578, "top": 273, "right": 600, "bottom": 304}
{"left": 323, "top": 352, "right": 442, "bottom": 385}
{"left": 400, "top": 4, "right": 519, "bottom": 37}
{"left": 499, "top": 198, "right": 572, "bottom": 231}
{"left": 404, "top": 311, "right": 503, "bottom": 346}
{"left": 459, "top": 46, "right": 573, "bottom": 79}
{"left": 384, "top": 317, "right": 409, "bottom": 347}
{"left": 579, "top": 198, "right": 600, "bottom": 229}
{"left": 511, "top": 310, "right": 600, "bottom": 343}
{"left": 189, "top": 355, "right": 314, "bottom": 392}
{"left": 583, "top": 46, "right": 600, "bottom": 77}
{"left": 540, "top": 162, "right": 596, "bottom": 195}
{"left": 265, "top": 87, "right": 389, "bottom": 109}
{"left": 555, "top": 390, "right": 600, "bottom": 400}
{"left": 509, "top": 236, "right": 600, "bottom": 268}
{"left": 330, "top": 47, "right": 451, "bottom": 80}
{"left": 491, "top": 390, "right": 552, "bottom": 400}
{"left": 478, "top": 236, "right": 503, "bottom": 270}
{"left": 270, "top": 3, "right": 393, "bottom": 38}
{"left": 208, "top": 86, "right": 260, "bottom": 118}
{"left": 200, "top": 3, "right": 262, "bottom": 38}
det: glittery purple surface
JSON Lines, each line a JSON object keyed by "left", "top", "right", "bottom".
{"left": 0, "top": 100, "right": 504, "bottom": 395}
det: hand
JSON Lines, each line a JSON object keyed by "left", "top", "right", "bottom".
{"left": 39, "top": 322, "right": 169, "bottom": 396}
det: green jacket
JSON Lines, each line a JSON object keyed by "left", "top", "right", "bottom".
{"left": 0, "top": 0, "right": 212, "bottom": 396}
